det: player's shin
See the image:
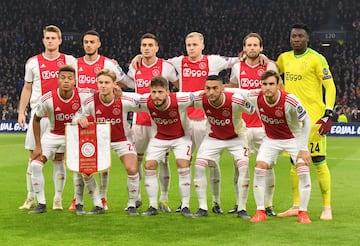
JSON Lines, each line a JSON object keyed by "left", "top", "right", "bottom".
{"left": 144, "top": 169, "right": 158, "bottom": 209}
{"left": 253, "top": 167, "right": 266, "bottom": 210}
{"left": 194, "top": 159, "right": 208, "bottom": 210}
{"left": 31, "top": 160, "right": 46, "bottom": 204}
{"left": 127, "top": 173, "right": 140, "bottom": 208}
{"left": 159, "top": 155, "right": 171, "bottom": 201}
{"left": 315, "top": 162, "right": 331, "bottom": 207}
{"left": 99, "top": 171, "right": 109, "bottom": 199}
{"left": 237, "top": 160, "right": 250, "bottom": 211}
{"left": 178, "top": 167, "right": 191, "bottom": 209}
{"left": 53, "top": 160, "right": 66, "bottom": 201}
{"left": 209, "top": 162, "right": 221, "bottom": 205}
{"left": 84, "top": 176, "right": 102, "bottom": 208}
{"left": 26, "top": 158, "right": 35, "bottom": 198}
{"left": 74, "top": 173, "right": 84, "bottom": 205}
{"left": 297, "top": 165, "right": 311, "bottom": 211}
{"left": 264, "top": 168, "right": 275, "bottom": 208}
{"left": 290, "top": 165, "right": 300, "bottom": 207}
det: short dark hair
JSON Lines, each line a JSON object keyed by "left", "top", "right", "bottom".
{"left": 291, "top": 23, "right": 310, "bottom": 35}
{"left": 84, "top": 30, "right": 100, "bottom": 39}
{"left": 205, "top": 75, "right": 223, "bottom": 83}
{"left": 150, "top": 76, "right": 168, "bottom": 89}
{"left": 59, "top": 64, "right": 76, "bottom": 74}
{"left": 141, "top": 33, "right": 159, "bottom": 45}
{"left": 261, "top": 70, "right": 280, "bottom": 84}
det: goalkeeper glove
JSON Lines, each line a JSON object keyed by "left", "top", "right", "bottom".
{"left": 316, "top": 109, "right": 333, "bottom": 135}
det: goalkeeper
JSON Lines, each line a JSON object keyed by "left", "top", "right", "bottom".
{"left": 276, "top": 23, "right": 336, "bottom": 220}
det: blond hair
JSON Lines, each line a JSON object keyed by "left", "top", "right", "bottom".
{"left": 185, "top": 32, "right": 204, "bottom": 43}
{"left": 43, "top": 25, "right": 62, "bottom": 39}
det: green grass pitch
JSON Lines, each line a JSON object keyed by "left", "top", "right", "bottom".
{"left": 0, "top": 134, "right": 359, "bottom": 245}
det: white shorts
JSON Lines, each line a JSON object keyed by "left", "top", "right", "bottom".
{"left": 132, "top": 124, "right": 153, "bottom": 154}
{"left": 188, "top": 119, "right": 207, "bottom": 149}
{"left": 247, "top": 127, "right": 265, "bottom": 154}
{"left": 256, "top": 136, "right": 303, "bottom": 167}
{"left": 112, "top": 139, "right": 137, "bottom": 157}
{"left": 25, "top": 112, "right": 50, "bottom": 150}
{"left": 41, "top": 132, "right": 65, "bottom": 160}
{"left": 196, "top": 135, "right": 249, "bottom": 164}
{"left": 146, "top": 136, "right": 192, "bottom": 163}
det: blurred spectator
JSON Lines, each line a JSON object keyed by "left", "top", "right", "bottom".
{"left": 350, "top": 106, "right": 360, "bottom": 122}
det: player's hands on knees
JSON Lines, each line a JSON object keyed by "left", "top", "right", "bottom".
{"left": 31, "top": 146, "right": 43, "bottom": 161}
{"left": 296, "top": 150, "right": 311, "bottom": 166}
{"left": 316, "top": 109, "right": 333, "bottom": 135}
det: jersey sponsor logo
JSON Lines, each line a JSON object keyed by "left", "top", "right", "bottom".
{"left": 260, "top": 114, "right": 285, "bottom": 124}
{"left": 285, "top": 72, "right": 302, "bottom": 81}
{"left": 183, "top": 68, "right": 208, "bottom": 78}
{"left": 97, "top": 117, "right": 121, "bottom": 125}
{"left": 42, "top": 70, "right": 59, "bottom": 80}
{"left": 136, "top": 78, "right": 151, "bottom": 88}
{"left": 79, "top": 75, "right": 97, "bottom": 84}
{"left": 207, "top": 116, "right": 231, "bottom": 126}
{"left": 153, "top": 117, "right": 178, "bottom": 125}
{"left": 56, "top": 112, "right": 76, "bottom": 121}
{"left": 240, "top": 78, "right": 261, "bottom": 88}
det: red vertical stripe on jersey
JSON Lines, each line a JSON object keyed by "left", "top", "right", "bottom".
{"left": 78, "top": 124, "right": 98, "bottom": 175}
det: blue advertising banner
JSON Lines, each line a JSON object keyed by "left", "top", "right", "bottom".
{"left": 0, "top": 120, "right": 359, "bottom": 136}
{"left": 0, "top": 120, "right": 28, "bottom": 133}
{"left": 329, "top": 123, "right": 360, "bottom": 136}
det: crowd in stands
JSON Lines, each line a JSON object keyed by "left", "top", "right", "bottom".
{"left": 0, "top": 0, "right": 359, "bottom": 122}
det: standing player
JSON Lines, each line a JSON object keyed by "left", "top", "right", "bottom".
{"left": 192, "top": 75, "right": 254, "bottom": 218}
{"left": 18, "top": 25, "right": 76, "bottom": 210}
{"left": 276, "top": 23, "right": 336, "bottom": 220}
{"left": 132, "top": 32, "right": 241, "bottom": 213}
{"left": 166, "top": 32, "right": 240, "bottom": 213}
{"left": 237, "top": 70, "right": 312, "bottom": 224}
{"left": 226, "top": 33, "right": 278, "bottom": 217}
{"left": 127, "top": 33, "right": 179, "bottom": 212}
{"left": 68, "top": 30, "right": 135, "bottom": 211}
{"left": 28, "top": 65, "right": 93, "bottom": 214}
{"left": 75, "top": 69, "right": 141, "bottom": 216}
{"left": 126, "top": 76, "right": 195, "bottom": 217}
